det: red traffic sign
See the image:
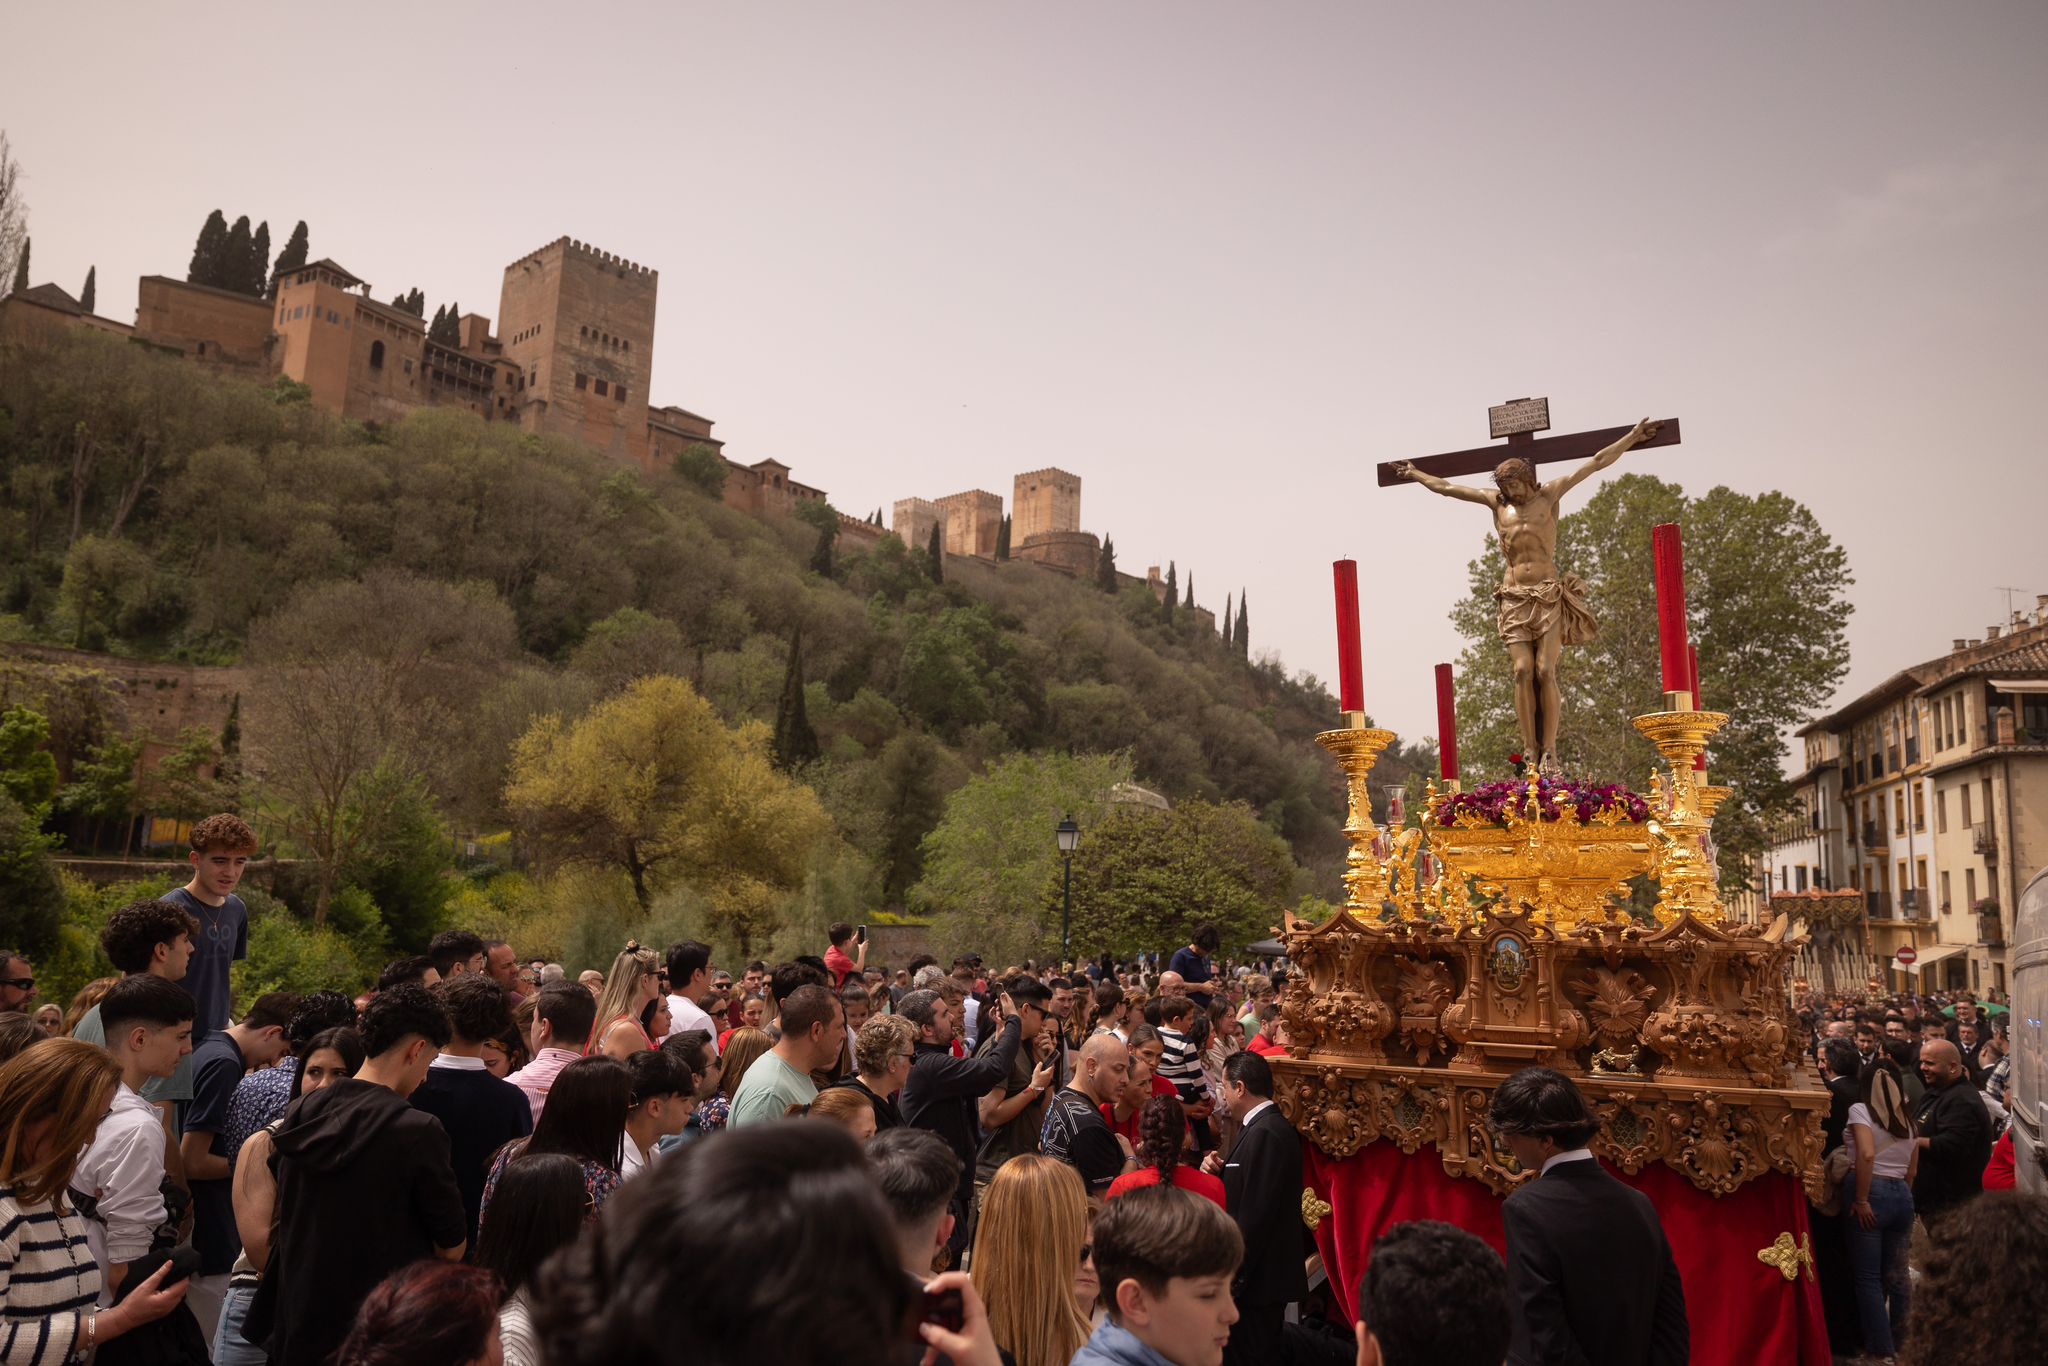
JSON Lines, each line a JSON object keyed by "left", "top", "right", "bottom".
{"left": 1895, "top": 946, "right": 1919, "bottom": 966}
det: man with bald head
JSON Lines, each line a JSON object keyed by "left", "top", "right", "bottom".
{"left": 1158, "top": 971, "right": 1187, "bottom": 998}
{"left": 1041, "top": 1032, "right": 1137, "bottom": 1195}
{"left": 1911, "top": 1039, "right": 1993, "bottom": 1228}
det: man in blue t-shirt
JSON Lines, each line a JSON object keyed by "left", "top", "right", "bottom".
{"left": 1167, "top": 923, "right": 1220, "bottom": 1011}
{"left": 168, "top": 813, "right": 257, "bottom": 1040}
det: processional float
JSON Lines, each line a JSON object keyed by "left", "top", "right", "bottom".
{"left": 1277, "top": 404, "right": 1830, "bottom": 1365}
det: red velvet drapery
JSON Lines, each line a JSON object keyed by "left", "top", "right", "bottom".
{"left": 1304, "top": 1143, "right": 1829, "bottom": 1366}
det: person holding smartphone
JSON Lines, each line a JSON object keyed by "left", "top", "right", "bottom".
{"left": 825, "top": 923, "right": 868, "bottom": 990}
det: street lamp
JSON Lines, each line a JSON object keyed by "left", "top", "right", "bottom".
{"left": 1056, "top": 814, "right": 1080, "bottom": 963}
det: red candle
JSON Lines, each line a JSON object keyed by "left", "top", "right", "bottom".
{"left": 1435, "top": 663, "right": 1459, "bottom": 781}
{"left": 1689, "top": 643, "right": 1707, "bottom": 771}
{"left": 1652, "top": 523, "right": 1691, "bottom": 696}
{"left": 1332, "top": 559, "right": 1364, "bottom": 714}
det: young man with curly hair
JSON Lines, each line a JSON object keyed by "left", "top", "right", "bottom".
{"left": 170, "top": 813, "right": 259, "bottom": 1040}
{"left": 71, "top": 898, "right": 202, "bottom": 1112}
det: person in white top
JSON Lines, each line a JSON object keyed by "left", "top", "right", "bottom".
{"left": 74, "top": 976, "right": 195, "bottom": 1304}
{"left": 661, "top": 940, "right": 720, "bottom": 1053}
{"left": 1844, "top": 1059, "right": 1919, "bottom": 1359}
{"left": 619, "top": 1050, "right": 693, "bottom": 1178}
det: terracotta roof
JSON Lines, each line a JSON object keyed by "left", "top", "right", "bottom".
{"left": 13, "top": 283, "right": 83, "bottom": 314}
{"left": 1797, "top": 665, "right": 1938, "bottom": 735}
{"left": 293, "top": 259, "right": 365, "bottom": 288}
{"left": 1916, "top": 630, "right": 2048, "bottom": 691}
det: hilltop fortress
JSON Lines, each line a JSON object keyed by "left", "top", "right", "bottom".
{"left": 2, "top": 236, "right": 1195, "bottom": 599}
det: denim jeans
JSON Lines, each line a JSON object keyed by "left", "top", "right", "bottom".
{"left": 1845, "top": 1176, "right": 1913, "bottom": 1356}
{"left": 213, "top": 1280, "right": 268, "bottom": 1366}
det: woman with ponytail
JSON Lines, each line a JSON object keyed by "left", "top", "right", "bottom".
{"left": 1104, "top": 1094, "right": 1225, "bottom": 1207}
{"left": 1845, "top": 1055, "right": 1918, "bottom": 1359}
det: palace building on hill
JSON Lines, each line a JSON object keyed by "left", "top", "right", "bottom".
{"left": 2, "top": 236, "right": 1208, "bottom": 610}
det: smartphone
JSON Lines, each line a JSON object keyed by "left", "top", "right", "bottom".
{"left": 856, "top": 924, "right": 867, "bottom": 945}
{"left": 921, "top": 1282, "right": 964, "bottom": 1333}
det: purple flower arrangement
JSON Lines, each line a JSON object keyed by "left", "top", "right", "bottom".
{"left": 1429, "top": 776, "right": 1652, "bottom": 827}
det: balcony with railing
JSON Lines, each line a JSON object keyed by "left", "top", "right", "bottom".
{"left": 1973, "top": 825, "right": 1998, "bottom": 858}
{"left": 1865, "top": 889, "right": 1894, "bottom": 919}
{"left": 1863, "top": 820, "right": 1885, "bottom": 849}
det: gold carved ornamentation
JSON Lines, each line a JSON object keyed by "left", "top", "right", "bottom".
{"left": 1573, "top": 966, "right": 1659, "bottom": 1055}
{"left": 1313, "top": 725, "right": 1398, "bottom": 911}
{"left": 1755, "top": 1231, "right": 1815, "bottom": 1283}
{"left": 1302, "top": 1188, "right": 1333, "bottom": 1232}
{"left": 1393, "top": 958, "right": 1456, "bottom": 1063}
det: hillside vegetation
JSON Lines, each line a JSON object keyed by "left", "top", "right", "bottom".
{"left": 0, "top": 329, "right": 1430, "bottom": 990}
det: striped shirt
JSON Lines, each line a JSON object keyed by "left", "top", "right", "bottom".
{"left": 1156, "top": 1026, "right": 1205, "bottom": 1095}
{"left": 0, "top": 1186, "right": 100, "bottom": 1365}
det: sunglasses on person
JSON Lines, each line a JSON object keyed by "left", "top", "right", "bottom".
{"left": 0, "top": 977, "right": 31, "bottom": 991}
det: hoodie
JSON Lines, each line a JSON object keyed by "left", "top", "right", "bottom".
{"left": 243, "top": 1079, "right": 466, "bottom": 1366}
{"left": 1070, "top": 1319, "right": 1183, "bottom": 1366}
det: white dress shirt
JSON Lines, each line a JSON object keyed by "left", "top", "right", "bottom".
{"left": 73, "top": 1083, "right": 166, "bottom": 1303}
{"left": 1540, "top": 1147, "right": 1594, "bottom": 1176}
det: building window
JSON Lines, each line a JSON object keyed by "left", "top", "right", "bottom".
{"left": 1915, "top": 857, "right": 1927, "bottom": 893}
{"left": 594, "top": 378, "right": 609, "bottom": 396}
{"left": 575, "top": 373, "right": 588, "bottom": 390}
{"left": 370, "top": 340, "right": 385, "bottom": 369}
{"left": 1795, "top": 865, "right": 1808, "bottom": 893}
{"left": 1937, "top": 788, "right": 1948, "bottom": 833}
{"left": 1893, "top": 790, "right": 1905, "bottom": 836}
{"left": 1966, "top": 867, "right": 1978, "bottom": 905}
{"left": 1912, "top": 782, "right": 1925, "bottom": 831}
{"left": 1941, "top": 870, "right": 1951, "bottom": 910}
{"left": 403, "top": 358, "right": 414, "bottom": 375}
{"left": 1961, "top": 785, "right": 1973, "bottom": 826}
{"left": 1981, "top": 778, "right": 1993, "bottom": 828}
{"left": 615, "top": 385, "right": 627, "bottom": 403}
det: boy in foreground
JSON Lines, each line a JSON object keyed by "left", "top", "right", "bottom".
{"left": 1073, "top": 1185, "right": 1243, "bottom": 1366}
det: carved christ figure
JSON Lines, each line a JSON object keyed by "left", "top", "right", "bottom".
{"left": 1391, "top": 418, "right": 1661, "bottom": 768}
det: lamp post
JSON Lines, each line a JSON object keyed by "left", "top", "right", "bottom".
{"left": 1056, "top": 814, "right": 1080, "bottom": 963}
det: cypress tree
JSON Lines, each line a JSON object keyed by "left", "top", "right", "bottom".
{"left": 1163, "top": 562, "right": 1177, "bottom": 621}
{"left": 273, "top": 220, "right": 310, "bottom": 282}
{"left": 1235, "top": 592, "right": 1249, "bottom": 657}
{"left": 188, "top": 211, "right": 227, "bottom": 287}
{"left": 246, "top": 220, "right": 271, "bottom": 297}
{"left": 996, "top": 515, "right": 1011, "bottom": 561}
{"left": 1095, "top": 535, "right": 1118, "bottom": 592}
{"left": 9, "top": 237, "right": 25, "bottom": 294}
{"left": 770, "top": 629, "right": 820, "bottom": 770}
{"left": 1184, "top": 573, "right": 1194, "bottom": 610}
{"left": 221, "top": 216, "right": 253, "bottom": 292}
{"left": 430, "top": 304, "right": 447, "bottom": 339}
{"left": 809, "top": 520, "right": 835, "bottom": 577}
{"left": 79, "top": 265, "right": 95, "bottom": 313}
{"left": 926, "top": 523, "right": 945, "bottom": 583}
{"left": 1222, "top": 593, "right": 1233, "bottom": 646}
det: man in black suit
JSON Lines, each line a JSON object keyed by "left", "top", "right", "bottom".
{"left": 1203, "top": 1050, "right": 1306, "bottom": 1366}
{"left": 1492, "top": 1067, "right": 1688, "bottom": 1366}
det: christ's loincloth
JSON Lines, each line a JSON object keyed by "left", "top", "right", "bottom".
{"left": 1495, "top": 574, "right": 1597, "bottom": 647}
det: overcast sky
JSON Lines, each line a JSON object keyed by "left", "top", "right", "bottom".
{"left": 9, "top": 2, "right": 2045, "bottom": 745}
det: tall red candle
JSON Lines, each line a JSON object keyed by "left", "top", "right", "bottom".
{"left": 1651, "top": 523, "right": 1691, "bottom": 696}
{"left": 1332, "top": 559, "right": 1364, "bottom": 714}
{"left": 1434, "top": 663, "right": 1459, "bottom": 781}
{"left": 1689, "top": 643, "right": 1707, "bottom": 771}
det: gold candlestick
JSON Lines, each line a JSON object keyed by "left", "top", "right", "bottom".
{"left": 1314, "top": 723, "right": 1397, "bottom": 912}
{"left": 1632, "top": 706, "right": 1730, "bottom": 924}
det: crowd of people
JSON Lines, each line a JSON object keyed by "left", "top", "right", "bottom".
{"left": 2, "top": 816, "right": 2046, "bottom": 1366}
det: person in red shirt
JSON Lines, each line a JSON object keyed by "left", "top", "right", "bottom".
{"left": 1244, "top": 1004, "right": 1289, "bottom": 1058}
{"left": 1983, "top": 1128, "right": 2018, "bottom": 1191}
{"left": 823, "top": 923, "right": 866, "bottom": 990}
{"left": 1108, "top": 1094, "right": 1226, "bottom": 1208}
{"left": 1102, "top": 1023, "right": 1177, "bottom": 1144}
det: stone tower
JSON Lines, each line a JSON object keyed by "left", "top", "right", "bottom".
{"left": 935, "top": 490, "right": 1004, "bottom": 558}
{"left": 1013, "top": 468, "right": 1081, "bottom": 541}
{"left": 498, "top": 237, "right": 657, "bottom": 468}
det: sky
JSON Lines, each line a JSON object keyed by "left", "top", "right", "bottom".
{"left": 8, "top": 2, "right": 2046, "bottom": 746}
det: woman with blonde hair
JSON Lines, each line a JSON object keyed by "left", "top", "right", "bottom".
{"left": 0, "top": 1039, "right": 190, "bottom": 1360}
{"left": 62, "top": 976, "right": 117, "bottom": 1038}
{"left": 970, "top": 1155, "right": 1093, "bottom": 1366}
{"left": 588, "top": 944, "right": 660, "bottom": 1060}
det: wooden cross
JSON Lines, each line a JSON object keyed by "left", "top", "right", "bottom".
{"left": 1375, "top": 398, "right": 1682, "bottom": 487}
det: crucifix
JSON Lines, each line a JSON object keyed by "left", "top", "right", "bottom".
{"left": 1383, "top": 399, "right": 1682, "bottom": 770}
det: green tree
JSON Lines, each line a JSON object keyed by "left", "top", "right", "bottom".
{"left": 1235, "top": 592, "right": 1249, "bottom": 657}
{"left": 79, "top": 265, "right": 95, "bottom": 314}
{"left": 1096, "top": 535, "right": 1118, "bottom": 592}
{"left": 913, "top": 749, "right": 1133, "bottom": 965}
{"left": 771, "top": 629, "right": 820, "bottom": 770}
{"left": 11, "top": 236, "right": 28, "bottom": 294}
{"left": 430, "top": 304, "right": 461, "bottom": 345}
{"left": 870, "top": 731, "right": 951, "bottom": 901}
{"left": 245, "top": 220, "right": 271, "bottom": 298}
{"left": 1447, "top": 473, "right": 1852, "bottom": 887}
{"left": 56, "top": 535, "right": 149, "bottom": 648}
{"left": 505, "top": 676, "right": 833, "bottom": 947}
{"left": 272, "top": 220, "right": 310, "bottom": 283}
{"left": 0, "top": 704, "right": 60, "bottom": 813}
{"left": 221, "top": 216, "right": 253, "bottom": 293}
{"left": 996, "top": 515, "right": 1011, "bottom": 561}
{"left": 145, "top": 726, "right": 236, "bottom": 825}
{"left": 187, "top": 212, "right": 227, "bottom": 287}
{"left": 336, "top": 763, "right": 452, "bottom": 951}
{"left": 926, "top": 523, "right": 945, "bottom": 584}
{"left": 671, "top": 444, "right": 728, "bottom": 495}
{"left": 0, "top": 791, "right": 64, "bottom": 955}
{"left": 1067, "top": 799, "right": 1301, "bottom": 957}
{"left": 795, "top": 498, "right": 838, "bottom": 577}
{"left": 1222, "top": 592, "right": 1232, "bottom": 646}
{"left": 57, "top": 732, "right": 142, "bottom": 852}
{"left": 1163, "top": 562, "right": 1177, "bottom": 622}
{"left": 1183, "top": 573, "right": 1194, "bottom": 612}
